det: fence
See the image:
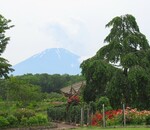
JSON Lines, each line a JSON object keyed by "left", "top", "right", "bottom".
{"left": 47, "top": 104, "right": 150, "bottom": 127}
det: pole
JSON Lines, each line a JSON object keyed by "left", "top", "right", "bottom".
{"left": 81, "top": 106, "right": 84, "bottom": 126}
{"left": 123, "top": 104, "right": 126, "bottom": 126}
{"left": 102, "top": 104, "right": 106, "bottom": 127}
{"left": 87, "top": 106, "right": 90, "bottom": 126}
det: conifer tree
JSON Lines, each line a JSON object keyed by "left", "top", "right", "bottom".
{"left": 0, "top": 14, "right": 14, "bottom": 78}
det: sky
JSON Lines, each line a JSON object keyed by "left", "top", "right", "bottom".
{"left": 0, "top": 0, "right": 150, "bottom": 65}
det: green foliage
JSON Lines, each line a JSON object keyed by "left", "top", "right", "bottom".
{"left": 18, "top": 114, "right": 48, "bottom": 127}
{"left": 81, "top": 59, "right": 115, "bottom": 102}
{"left": 68, "top": 105, "right": 81, "bottom": 123}
{"left": 20, "top": 117, "right": 28, "bottom": 126}
{"left": 0, "top": 110, "right": 8, "bottom": 117}
{"left": 47, "top": 105, "right": 82, "bottom": 123}
{"left": 89, "top": 101, "right": 97, "bottom": 114}
{"left": 106, "top": 115, "right": 122, "bottom": 126}
{"left": 36, "top": 114, "right": 48, "bottom": 124}
{"left": 44, "top": 92, "right": 67, "bottom": 102}
{"left": 146, "top": 115, "right": 150, "bottom": 125}
{"left": 0, "top": 101, "right": 49, "bottom": 128}
{"left": 16, "top": 73, "right": 84, "bottom": 93}
{"left": 6, "top": 115, "right": 18, "bottom": 126}
{"left": 13, "top": 108, "right": 35, "bottom": 121}
{"left": 0, "top": 74, "right": 84, "bottom": 103}
{"left": 81, "top": 14, "right": 150, "bottom": 109}
{"left": 0, "top": 14, "right": 14, "bottom": 78}
{"left": 47, "top": 106, "right": 66, "bottom": 121}
{"left": 28, "top": 116, "right": 39, "bottom": 126}
{"left": 96, "top": 96, "right": 112, "bottom": 111}
{"left": 0, "top": 116, "right": 9, "bottom": 127}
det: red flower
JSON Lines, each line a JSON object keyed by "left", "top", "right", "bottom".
{"left": 67, "top": 95, "right": 80, "bottom": 105}
{"left": 91, "top": 112, "right": 103, "bottom": 126}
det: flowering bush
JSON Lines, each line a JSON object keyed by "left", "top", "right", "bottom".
{"left": 125, "top": 107, "right": 150, "bottom": 125}
{"left": 92, "top": 109, "right": 122, "bottom": 126}
{"left": 91, "top": 112, "right": 103, "bottom": 126}
{"left": 91, "top": 107, "right": 150, "bottom": 126}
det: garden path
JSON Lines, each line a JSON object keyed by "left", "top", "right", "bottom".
{"left": 52, "top": 122, "right": 79, "bottom": 129}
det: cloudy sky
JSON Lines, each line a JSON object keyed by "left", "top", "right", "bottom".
{"left": 1, "top": 0, "right": 150, "bottom": 65}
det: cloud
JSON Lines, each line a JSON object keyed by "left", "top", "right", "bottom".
{"left": 40, "top": 18, "right": 91, "bottom": 58}
{"left": 1, "top": 0, "right": 150, "bottom": 65}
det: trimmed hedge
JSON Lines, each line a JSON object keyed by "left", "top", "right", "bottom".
{"left": 47, "top": 104, "right": 91, "bottom": 124}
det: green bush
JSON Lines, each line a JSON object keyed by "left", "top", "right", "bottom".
{"left": 47, "top": 106, "right": 66, "bottom": 121}
{"left": 68, "top": 105, "right": 81, "bottom": 123}
{"left": 27, "top": 101, "right": 38, "bottom": 109}
{"left": 28, "top": 116, "right": 38, "bottom": 126}
{"left": 0, "top": 111, "right": 8, "bottom": 117}
{"left": 22, "top": 115, "right": 48, "bottom": 126}
{"left": 89, "top": 101, "right": 97, "bottom": 114}
{"left": 125, "top": 109, "right": 146, "bottom": 125}
{"left": 0, "top": 116, "right": 9, "bottom": 127}
{"left": 20, "top": 117, "right": 28, "bottom": 126}
{"left": 47, "top": 105, "right": 82, "bottom": 124}
{"left": 7, "top": 115, "right": 18, "bottom": 126}
{"left": 36, "top": 114, "right": 48, "bottom": 124}
{"left": 106, "top": 114, "right": 122, "bottom": 126}
{"left": 14, "top": 108, "right": 35, "bottom": 121}
{"left": 146, "top": 115, "right": 150, "bottom": 125}
{"left": 132, "top": 115, "right": 144, "bottom": 125}
{"left": 96, "top": 96, "right": 112, "bottom": 111}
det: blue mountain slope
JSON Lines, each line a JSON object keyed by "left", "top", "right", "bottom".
{"left": 12, "top": 48, "right": 81, "bottom": 75}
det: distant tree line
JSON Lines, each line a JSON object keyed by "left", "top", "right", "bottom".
{"left": 0, "top": 73, "right": 84, "bottom": 102}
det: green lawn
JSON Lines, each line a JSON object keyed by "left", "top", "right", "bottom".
{"left": 74, "top": 127, "right": 150, "bottom": 130}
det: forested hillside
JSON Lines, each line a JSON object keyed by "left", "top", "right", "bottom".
{"left": 0, "top": 73, "right": 84, "bottom": 101}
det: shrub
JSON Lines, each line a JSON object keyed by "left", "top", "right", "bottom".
{"left": 146, "top": 115, "right": 150, "bottom": 125}
{"left": 47, "top": 105, "right": 81, "bottom": 123}
{"left": 14, "top": 108, "right": 35, "bottom": 121}
{"left": 91, "top": 112, "right": 103, "bottom": 126}
{"left": 27, "top": 101, "right": 38, "bottom": 109}
{"left": 89, "top": 101, "right": 97, "bottom": 114}
{"left": 0, "top": 111, "right": 8, "bottom": 117}
{"left": 0, "top": 116, "right": 9, "bottom": 127}
{"left": 92, "top": 109, "right": 123, "bottom": 126}
{"left": 36, "top": 114, "right": 48, "bottom": 124}
{"left": 125, "top": 107, "right": 149, "bottom": 125}
{"left": 20, "top": 117, "right": 28, "bottom": 126}
{"left": 7, "top": 115, "right": 18, "bottom": 126}
{"left": 47, "top": 106, "right": 66, "bottom": 121}
{"left": 96, "top": 96, "right": 112, "bottom": 111}
{"left": 28, "top": 116, "right": 38, "bottom": 126}
{"left": 68, "top": 105, "right": 81, "bottom": 123}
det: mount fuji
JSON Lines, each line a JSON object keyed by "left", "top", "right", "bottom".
{"left": 12, "top": 48, "right": 81, "bottom": 75}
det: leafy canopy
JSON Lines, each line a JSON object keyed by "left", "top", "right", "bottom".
{"left": 0, "top": 14, "right": 14, "bottom": 78}
{"left": 81, "top": 14, "right": 150, "bottom": 109}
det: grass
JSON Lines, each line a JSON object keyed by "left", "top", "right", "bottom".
{"left": 74, "top": 126, "right": 150, "bottom": 130}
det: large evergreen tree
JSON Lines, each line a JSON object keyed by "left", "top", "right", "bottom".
{"left": 81, "top": 14, "right": 150, "bottom": 109}
{"left": 0, "top": 14, "right": 14, "bottom": 78}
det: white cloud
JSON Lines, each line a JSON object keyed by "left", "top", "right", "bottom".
{"left": 0, "top": 0, "right": 150, "bottom": 65}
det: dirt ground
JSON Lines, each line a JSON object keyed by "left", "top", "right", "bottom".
{"left": 52, "top": 122, "right": 79, "bottom": 130}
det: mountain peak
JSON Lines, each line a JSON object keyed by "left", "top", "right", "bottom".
{"left": 12, "top": 48, "right": 81, "bottom": 75}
